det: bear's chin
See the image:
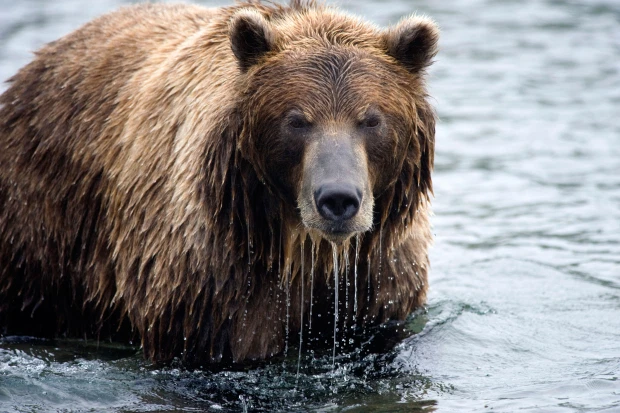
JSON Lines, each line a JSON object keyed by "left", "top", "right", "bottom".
{"left": 303, "top": 222, "right": 369, "bottom": 245}
{"left": 320, "top": 230, "right": 355, "bottom": 244}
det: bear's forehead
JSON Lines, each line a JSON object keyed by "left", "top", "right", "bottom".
{"left": 249, "top": 49, "right": 417, "bottom": 121}
{"left": 254, "top": 47, "right": 411, "bottom": 98}
{"left": 272, "top": 8, "right": 385, "bottom": 51}
{"left": 242, "top": 8, "right": 421, "bottom": 119}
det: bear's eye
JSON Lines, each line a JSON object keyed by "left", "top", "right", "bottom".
{"left": 361, "top": 115, "right": 381, "bottom": 129}
{"left": 287, "top": 114, "right": 312, "bottom": 129}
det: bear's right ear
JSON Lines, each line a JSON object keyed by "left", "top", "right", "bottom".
{"left": 384, "top": 16, "right": 439, "bottom": 74}
{"left": 230, "top": 10, "right": 275, "bottom": 72}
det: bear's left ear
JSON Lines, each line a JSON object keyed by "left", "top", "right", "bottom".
{"left": 230, "top": 10, "right": 276, "bottom": 72}
{"left": 384, "top": 16, "right": 439, "bottom": 73}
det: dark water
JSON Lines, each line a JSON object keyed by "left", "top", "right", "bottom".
{"left": 1, "top": 0, "right": 620, "bottom": 411}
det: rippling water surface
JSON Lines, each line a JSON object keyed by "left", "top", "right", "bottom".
{"left": 1, "top": 0, "right": 619, "bottom": 411}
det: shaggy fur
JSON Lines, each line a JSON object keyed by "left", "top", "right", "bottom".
{"left": 0, "top": 1, "right": 438, "bottom": 364}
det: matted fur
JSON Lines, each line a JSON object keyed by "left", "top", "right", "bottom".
{"left": 0, "top": 1, "right": 437, "bottom": 364}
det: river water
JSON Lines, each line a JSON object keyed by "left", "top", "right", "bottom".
{"left": 1, "top": 0, "right": 619, "bottom": 412}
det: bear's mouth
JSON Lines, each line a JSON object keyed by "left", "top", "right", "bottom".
{"left": 322, "top": 227, "right": 354, "bottom": 243}
{"left": 304, "top": 220, "right": 368, "bottom": 244}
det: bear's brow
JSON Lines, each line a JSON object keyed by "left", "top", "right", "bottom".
{"left": 309, "top": 51, "right": 354, "bottom": 82}
{"left": 297, "top": 49, "right": 362, "bottom": 113}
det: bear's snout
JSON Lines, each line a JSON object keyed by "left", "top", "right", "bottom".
{"left": 314, "top": 183, "right": 362, "bottom": 222}
{"left": 297, "top": 136, "right": 374, "bottom": 242}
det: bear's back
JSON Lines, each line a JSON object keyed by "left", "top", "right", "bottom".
{"left": 0, "top": 3, "right": 222, "bottom": 339}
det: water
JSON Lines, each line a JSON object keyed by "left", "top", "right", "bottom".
{"left": 296, "top": 240, "right": 305, "bottom": 382}
{"left": 331, "top": 243, "right": 340, "bottom": 376}
{"left": 1, "top": 0, "right": 620, "bottom": 411}
{"left": 354, "top": 234, "right": 360, "bottom": 319}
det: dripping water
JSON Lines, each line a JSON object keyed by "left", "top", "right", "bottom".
{"left": 309, "top": 241, "right": 315, "bottom": 354}
{"left": 242, "top": 224, "right": 252, "bottom": 334}
{"left": 331, "top": 242, "right": 339, "bottom": 377}
{"left": 376, "top": 228, "right": 383, "bottom": 306}
{"left": 277, "top": 222, "right": 288, "bottom": 356}
{"left": 296, "top": 239, "right": 305, "bottom": 383}
{"left": 267, "top": 231, "right": 273, "bottom": 271}
{"left": 278, "top": 221, "right": 282, "bottom": 279}
{"left": 343, "top": 246, "right": 350, "bottom": 334}
{"left": 365, "top": 253, "right": 371, "bottom": 337}
{"left": 354, "top": 234, "right": 360, "bottom": 324}
{"left": 285, "top": 266, "right": 291, "bottom": 357}
{"left": 247, "top": 223, "right": 252, "bottom": 267}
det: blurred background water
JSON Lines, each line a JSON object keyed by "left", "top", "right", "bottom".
{"left": 1, "top": 0, "right": 619, "bottom": 412}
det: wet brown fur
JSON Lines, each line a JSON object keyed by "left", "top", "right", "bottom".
{"left": 0, "top": 1, "right": 437, "bottom": 364}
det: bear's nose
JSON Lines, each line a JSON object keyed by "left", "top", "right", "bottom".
{"left": 314, "top": 183, "right": 362, "bottom": 221}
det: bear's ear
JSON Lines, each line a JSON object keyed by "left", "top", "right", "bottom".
{"left": 230, "top": 10, "right": 275, "bottom": 72}
{"left": 384, "top": 16, "right": 439, "bottom": 73}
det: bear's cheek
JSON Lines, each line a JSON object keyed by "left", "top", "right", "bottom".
{"left": 258, "top": 136, "right": 306, "bottom": 202}
{"left": 363, "top": 130, "right": 403, "bottom": 194}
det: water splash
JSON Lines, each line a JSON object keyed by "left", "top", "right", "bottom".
{"left": 240, "top": 395, "right": 249, "bottom": 413}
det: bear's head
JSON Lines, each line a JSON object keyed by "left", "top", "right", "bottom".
{"left": 231, "top": 5, "right": 438, "bottom": 244}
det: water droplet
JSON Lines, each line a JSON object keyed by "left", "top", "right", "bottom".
{"left": 296, "top": 238, "right": 305, "bottom": 384}
{"left": 331, "top": 242, "right": 339, "bottom": 377}
{"left": 354, "top": 234, "right": 360, "bottom": 318}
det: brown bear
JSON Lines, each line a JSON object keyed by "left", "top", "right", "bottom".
{"left": 0, "top": 1, "right": 437, "bottom": 365}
